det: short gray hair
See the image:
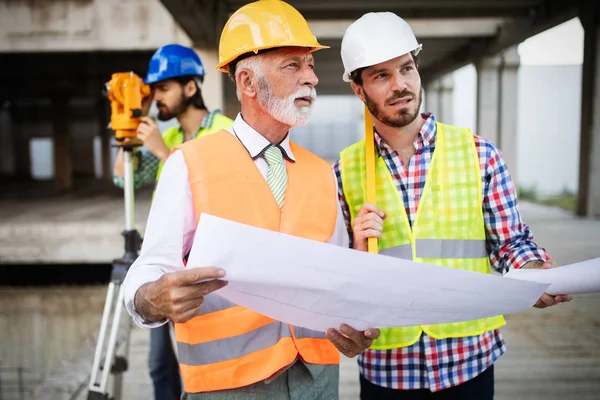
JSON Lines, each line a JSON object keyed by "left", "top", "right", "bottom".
{"left": 232, "top": 55, "right": 266, "bottom": 101}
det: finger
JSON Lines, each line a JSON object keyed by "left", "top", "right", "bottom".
{"left": 537, "top": 293, "right": 556, "bottom": 308}
{"left": 356, "top": 203, "right": 385, "bottom": 219}
{"left": 139, "top": 116, "right": 155, "bottom": 125}
{"left": 196, "top": 279, "right": 229, "bottom": 296}
{"left": 355, "top": 219, "right": 383, "bottom": 233}
{"left": 171, "top": 293, "right": 204, "bottom": 314}
{"left": 355, "top": 229, "right": 382, "bottom": 240}
{"left": 543, "top": 259, "right": 558, "bottom": 269}
{"left": 340, "top": 324, "right": 373, "bottom": 349}
{"left": 353, "top": 213, "right": 384, "bottom": 229}
{"left": 172, "top": 303, "right": 204, "bottom": 323}
{"left": 171, "top": 282, "right": 225, "bottom": 303}
{"left": 175, "top": 267, "right": 227, "bottom": 286}
{"left": 364, "top": 328, "right": 380, "bottom": 340}
{"left": 326, "top": 328, "right": 359, "bottom": 357}
{"left": 555, "top": 294, "right": 572, "bottom": 303}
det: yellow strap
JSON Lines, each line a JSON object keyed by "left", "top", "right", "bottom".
{"left": 364, "top": 105, "right": 378, "bottom": 254}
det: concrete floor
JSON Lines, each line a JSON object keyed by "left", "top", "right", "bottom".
{"left": 1, "top": 185, "right": 599, "bottom": 399}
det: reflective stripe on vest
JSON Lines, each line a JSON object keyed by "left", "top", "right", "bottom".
{"left": 177, "top": 322, "right": 292, "bottom": 366}
{"left": 381, "top": 239, "right": 486, "bottom": 260}
{"left": 379, "top": 239, "right": 487, "bottom": 260}
{"left": 340, "top": 122, "right": 506, "bottom": 349}
{"left": 174, "top": 130, "right": 340, "bottom": 393}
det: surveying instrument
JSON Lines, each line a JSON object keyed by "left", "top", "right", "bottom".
{"left": 87, "top": 72, "right": 151, "bottom": 400}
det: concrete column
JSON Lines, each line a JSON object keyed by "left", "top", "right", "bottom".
{"left": 52, "top": 96, "right": 72, "bottom": 190}
{"left": 194, "top": 48, "right": 224, "bottom": 113}
{"left": 0, "top": 101, "right": 16, "bottom": 177}
{"left": 476, "top": 46, "right": 520, "bottom": 182}
{"left": 424, "top": 80, "right": 440, "bottom": 117}
{"left": 577, "top": 1, "right": 600, "bottom": 217}
{"left": 424, "top": 74, "right": 454, "bottom": 123}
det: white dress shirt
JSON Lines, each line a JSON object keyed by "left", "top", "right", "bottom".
{"left": 123, "top": 113, "right": 350, "bottom": 328}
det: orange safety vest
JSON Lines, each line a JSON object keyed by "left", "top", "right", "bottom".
{"left": 173, "top": 130, "right": 341, "bottom": 393}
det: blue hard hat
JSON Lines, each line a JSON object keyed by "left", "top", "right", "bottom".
{"left": 144, "top": 44, "right": 205, "bottom": 84}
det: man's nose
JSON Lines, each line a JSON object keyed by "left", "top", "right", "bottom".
{"left": 301, "top": 66, "right": 319, "bottom": 88}
{"left": 390, "top": 71, "right": 408, "bottom": 92}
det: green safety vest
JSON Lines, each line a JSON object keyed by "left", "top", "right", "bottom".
{"left": 339, "top": 122, "right": 506, "bottom": 350}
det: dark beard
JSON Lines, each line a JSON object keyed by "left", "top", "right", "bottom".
{"left": 156, "top": 92, "right": 189, "bottom": 121}
{"left": 364, "top": 87, "right": 422, "bottom": 128}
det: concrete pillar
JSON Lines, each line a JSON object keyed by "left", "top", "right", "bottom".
{"left": 52, "top": 96, "right": 72, "bottom": 190}
{"left": 577, "top": 2, "right": 600, "bottom": 217}
{"left": 476, "top": 46, "right": 520, "bottom": 182}
{"left": 194, "top": 48, "right": 224, "bottom": 113}
{"left": 0, "top": 101, "right": 16, "bottom": 177}
{"left": 425, "top": 74, "right": 454, "bottom": 123}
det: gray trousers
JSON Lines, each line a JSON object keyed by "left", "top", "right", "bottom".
{"left": 181, "top": 360, "right": 339, "bottom": 400}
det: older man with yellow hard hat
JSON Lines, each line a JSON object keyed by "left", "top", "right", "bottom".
{"left": 122, "top": 1, "right": 380, "bottom": 399}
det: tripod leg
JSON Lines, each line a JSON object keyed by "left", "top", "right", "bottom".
{"left": 88, "top": 282, "right": 117, "bottom": 393}
{"left": 100, "top": 284, "right": 127, "bottom": 394}
{"left": 113, "top": 316, "right": 133, "bottom": 400}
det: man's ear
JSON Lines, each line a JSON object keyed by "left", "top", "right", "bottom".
{"left": 236, "top": 69, "right": 258, "bottom": 98}
{"left": 351, "top": 81, "right": 366, "bottom": 104}
{"left": 184, "top": 80, "right": 198, "bottom": 97}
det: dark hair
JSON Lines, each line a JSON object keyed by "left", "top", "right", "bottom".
{"left": 172, "top": 75, "right": 207, "bottom": 110}
{"left": 350, "top": 53, "right": 420, "bottom": 85}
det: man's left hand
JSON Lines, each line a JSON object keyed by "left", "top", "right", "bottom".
{"left": 326, "top": 324, "right": 380, "bottom": 358}
{"left": 522, "top": 259, "right": 573, "bottom": 308}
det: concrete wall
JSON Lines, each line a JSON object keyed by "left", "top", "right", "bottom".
{"left": 0, "top": 286, "right": 107, "bottom": 398}
{"left": 0, "top": 0, "right": 191, "bottom": 52}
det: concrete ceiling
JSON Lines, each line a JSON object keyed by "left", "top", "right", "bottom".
{"left": 161, "top": 0, "right": 578, "bottom": 90}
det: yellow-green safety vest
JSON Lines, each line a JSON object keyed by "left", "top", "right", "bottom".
{"left": 339, "top": 122, "right": 506, "bottom": 350}
{"left": 157, "top": 112, "right": 234, "bottom": 182}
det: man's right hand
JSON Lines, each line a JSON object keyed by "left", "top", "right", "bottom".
{"left": 352, "top": 202, "right": 386, "bottom": 252}
{"left": 137, "top": 116, "right": 170, "bottom": 162}
{"left": 134, "top": 267, "right": 228, "bottom": 324}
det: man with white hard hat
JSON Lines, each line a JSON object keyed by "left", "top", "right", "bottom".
{"left": 334, "top": 12, "right": 572, "bottom": 399}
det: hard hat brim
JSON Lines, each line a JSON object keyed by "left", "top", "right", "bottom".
{"left": 217, "top": 44, "right": 330, "bottom": 73}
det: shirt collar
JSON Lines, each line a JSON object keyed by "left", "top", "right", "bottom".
{"left": 231, "top": 113, "right": 295, "bottom": 162}
{"left": 374, "top": 113, "right": 437, "bottom": 155}
{"left": 179, "top": 109, "right": 221, "bottom": 140}
{"left": 200, "top": 109, "right": 220, "bottom": 129}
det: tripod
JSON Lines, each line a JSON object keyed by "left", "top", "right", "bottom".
{"left": 87, "top": 145, "right": 142, "bottom": 400}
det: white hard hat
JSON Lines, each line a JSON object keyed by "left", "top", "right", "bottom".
{"left": 341, "top": 12, "right": 422, "bottom": 82}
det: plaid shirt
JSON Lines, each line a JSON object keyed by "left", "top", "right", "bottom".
{"left": 332, "top": 113, "right": 548, "bottom": 392}
{"left": 113, "top": 109, "right": 221, "bottom": 189}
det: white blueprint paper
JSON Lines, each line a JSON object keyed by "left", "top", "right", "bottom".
{"left": 187, "top": 214, "right": 550, "bottom": 332}
{"left": 504, "top": 257, "right": 600, "bottom": 295}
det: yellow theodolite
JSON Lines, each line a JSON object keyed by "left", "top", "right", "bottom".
{"left": 104, "top": 71, "right": 152, "bottom": 145}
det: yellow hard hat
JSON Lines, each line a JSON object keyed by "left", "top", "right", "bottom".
{"left": 216, "top": 0, "right": 329, "bottom": 72}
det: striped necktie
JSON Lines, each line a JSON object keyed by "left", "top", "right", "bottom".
{"left": 263, "top": 145, "right": 288, "bottom": 209}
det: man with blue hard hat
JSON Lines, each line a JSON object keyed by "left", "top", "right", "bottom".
{"left": 112, "top": 44, "right": 233, "bottom": 400}
{"left": 113, "top": 44, "right": 233, "bottom": 192}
